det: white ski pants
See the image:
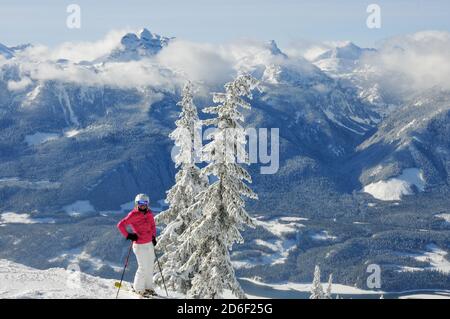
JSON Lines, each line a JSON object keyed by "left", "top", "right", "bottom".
{"left": 132, "top": 241, "right": 155, "bottom": 293}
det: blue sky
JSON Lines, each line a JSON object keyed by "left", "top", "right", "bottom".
{"left": 1, "top": 0, "right": 449, "bottom": 48}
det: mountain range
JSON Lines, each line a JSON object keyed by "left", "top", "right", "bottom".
{"left": 0, "top": 28, "right": 449, "bottom": 293}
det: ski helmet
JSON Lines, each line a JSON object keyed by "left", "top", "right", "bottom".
{"left": 135, "top": 193, "right": 150, "bottom": 206}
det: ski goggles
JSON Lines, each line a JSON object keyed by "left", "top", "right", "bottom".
{"left": 137, "top": 200, "right": 149, "bottom": 206}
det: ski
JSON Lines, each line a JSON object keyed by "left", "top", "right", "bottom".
{"left": 114, "top": 281, "right": 168, "bottom": 299}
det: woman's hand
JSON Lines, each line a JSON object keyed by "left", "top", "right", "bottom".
{"left": 126, "top": 233, "right": 138, "bottom": 241}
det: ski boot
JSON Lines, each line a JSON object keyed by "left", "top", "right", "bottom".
{"left": 144, "top": 288, "right": 158, "bottom": 297}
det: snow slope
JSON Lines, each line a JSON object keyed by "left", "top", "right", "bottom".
{"left": 0, "top": 259, "right": 171, "bottom": 299}
{"left": 0, "top": 259, "right": 256, "bottom": 299}
{"left": 63, "top": 200, "right": 95, "bottom": 217}
{"left": 1, "top": 259, "right": 448, "bottom": 299}
{"left": 231, "top": 216, "right": 306, "bottom": 268}
{"left": 398, "top": 244, "right": 450, "bottom": 274}
{"left": 0, "top": 178, "right": 61, "bottom": 190}
{"left": 241, "top": 277, "right": 380, "bottom": 295}
{"left": 0, "top": 212, "right": 55, "bottom": 225}
{"left": 362, "top": 168, "right": 426, "bottom": 201}
{"left": 24, "top": 132, "right": 59, "bottom": 146}
{"left": 0, "top": 259, "right": 126, "bottom": 298}
{"left": 436, "top": 213, "right": 450, "bottom": 224}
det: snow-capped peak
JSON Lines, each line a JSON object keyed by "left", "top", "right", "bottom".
{"left": 266, "top": 40, "right": 287, "bottom": 57}
{"left": 311, "top": 42, "right": 376, "bottom": 76}
{"left": 314, "top": 42, "right": 373, "bottom": 62}
{"left": 0, "top": 42, "right": 14, "bottom": 59}
{"left": 120, "top": 32, "right": 140, "bottom": 50}
{"left": 140, "top": 28, "right": 153, "bottom": 41}
{"left": 109, "top": 28, "right": 172, "bottom": 61}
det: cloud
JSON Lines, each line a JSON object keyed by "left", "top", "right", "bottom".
{"left": 13, "top": 29, "right": 450, "bottom": 98}
{"left": 283, "top": 39, "right": 331, "bottom": 61}
{"left": 49, "top": 29, "right": 130, "bottom": 62}
{"left": 10, "top": 33, "right": 241, "bottom": 91}
{"left": 7, "top": 29, "right": 313, "bottom": 93}
{"left": 12, "top": 29, "right": 126, "bottom": 63}
{"left": 98, "top": 60, "right": 177, "bottom": 89}
{"left": 363, "top": 30, "right": 450, "bottom": 93}
{"left": 156, "top": 39, "right": 235, "bottom": 86}
{"left": 286, "top": 31, "right": 450, "bottom": 97}
{"left": 7, "top": 30, "right": 177, "bottom": 90}
{"left": 22, "top": 58, "right": 177, "bottom": 91}
{"left": 7, "top": 77, "right": 32, "bottom": 91}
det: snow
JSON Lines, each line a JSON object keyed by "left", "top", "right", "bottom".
{"left": 255, "top": 216, "right": 305, "bottom": 237}
{"left": 323, "top": 109, "right": 366, "bottom": 135}
{"left": 56, "top": 85, "right": 80, "bottom": 126}
{"left": 221, "top": 289, "right": 269, "bottom": 299}
{"left": 64, "top": 129, "right": 81, "bottom": 138}
{"left": 262, "top": 64, "right": 281, "bottom": 84}
{"left": 0, "top": 259, "right": 247, "bottom": 299}
{"left": 254, "top": 239, "right": 278, "bottom": 251}
{"left": 240, "top": 277, "right": 381, "bottom": 295}
{"left": 24, "top": 132, "right": 59, "bottom": 146}
{"left": 278, "top": 216, "right": 308, "bottom": 222}
{"left": 399, "top": 293, "right": 450, "bottom": 299}
{"left": 310, "top": 230, "right": 337, "bottom": 241}
{"left": 369, "top": 165, "right": 383, "bottom": 177}
{"left": 63, "top": 124, "right": 114, "bottom": 139}
{"left": 0, "top": 259, "right": 447, "bottom": 299}
{"left": 397, "top": 244, "right": 450, "bottom": 274}
{"left": 412, "top": 245, "right": 450, "bottom": 274}
{"left": 24, "top": 84, "right": 42, "bottom": 104}
{"left": 363, "top": 168, "right": 426, "bottom": 201}
{"left": 0, "top": 259, "right": 171, "bottom": 299}
{"left": 0, "top": 178, "right": 61, "bottom": 190}
{"left": 63, "top": 200, "right": 95, "bottom": 217}
{"left": 48, "top": 248, "right": 122, "bottom": 273}
{"left": 0, "top": 212, "right": 36, "bottom": 224}
{"left": 251, "top": 238, "right": 297, "bottom": 265}
{"left": 232, "top": 216, "right": 305, "bottom": 268}
{"left": 0, "top": 212, "right": 55, "bottom": 225}
{"left": 436, "top": 213, "right": 450, "bottom": 223}
{"left": 0, "top": 43, "right": 13, "bottom": 59}
{"left": 397, "top": 119, "right": 417, "bottom": 137}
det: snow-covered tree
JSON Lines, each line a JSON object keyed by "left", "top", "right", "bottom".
{"left": 155, "top": 81, "right": 208, "bottom": 293}
{"left": 310, "top": 265, "right": 325, "bottom": 299}
{"left": 325, "top": 273, "right": 333, "bottom": 299}
{"left": 177, "top": 74, "right": 259, "bottom": 299}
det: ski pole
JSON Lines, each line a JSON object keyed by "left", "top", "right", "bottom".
{"left": 116, "top": 241, "right": 133, "bottom": 299}
{"left": 155, "top": 252, "right": 169, "bottom": 297}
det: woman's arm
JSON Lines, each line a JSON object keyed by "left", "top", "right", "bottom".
{"left": 117, "top": 212, "right": 135, "bottom": 238}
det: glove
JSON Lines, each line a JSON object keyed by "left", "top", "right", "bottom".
{"left": 127, "top": 233, "right": 138, "bottom": 241}
{"left": 152, "top": 236, "right": 157, "bottom": 246}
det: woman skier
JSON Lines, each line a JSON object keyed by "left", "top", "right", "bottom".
{"left": 117, "top": 193, "right": 158, "bottom": 297}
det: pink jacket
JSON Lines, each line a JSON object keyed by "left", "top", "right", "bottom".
{"left": 117, "top": 208, "right": 157, "bottom": 244}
